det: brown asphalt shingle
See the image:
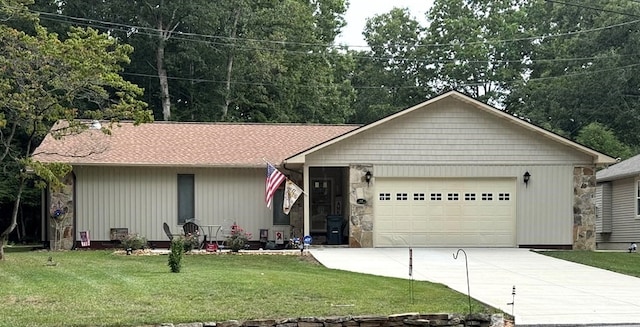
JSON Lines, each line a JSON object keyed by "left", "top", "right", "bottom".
{"left": 32, "top": 121, "right": 360, "bottom": 167}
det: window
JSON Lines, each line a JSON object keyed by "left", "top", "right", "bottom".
{"left": 447, "top": 193, "right": 459, "bottom": 201}
{"left": 482, "top": 193, "right": 493, "bottom": 201}
{"left": 396, "top": 193, "right": 408, "bottom": 201}
{"left": 177, "top": 174, "right": 195, "bottom": 224}
{"left": 465, "top": 193, "right": 476, "bottom": 201}
{"left": 430, "top": 193, "right": 442, "bottom": 201}
{"left": 499, "top": 193, "right": 510, "bottom": 201}
{"left": 379, "top": 193, "right": 391, "bottom": 201}
{"left": 273, "top": 188, "right": 290, "bottom": 225}
{"left": 413, "top": 193, "right": 425, "bottom": 201}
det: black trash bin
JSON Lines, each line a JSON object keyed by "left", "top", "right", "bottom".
{"left": 326, "top": 215, "right": 343, "bottom": 245}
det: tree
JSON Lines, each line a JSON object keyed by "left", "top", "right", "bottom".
{"left": 576, "top": 122, "right": 633, "bottom": 160}
{"left": 351, "top": 8, "right": 431, "bottom": 123}
{"left": 425, "top": 0, "right": 531, "bottom": 105}
{"left": 35, "top": 0, "right": 354, "bottom": 124}
{"left": 0, "top": 0, "right": 152, "bottom": 260}
{"left": 506, "top": 0, "right": 640, "bottom": 147}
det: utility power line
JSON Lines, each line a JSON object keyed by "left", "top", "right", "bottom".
{"left": 31, "top": 8, "right": 640, "bottom": 50}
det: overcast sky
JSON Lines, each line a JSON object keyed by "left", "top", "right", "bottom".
{"left": 335, "top": 0, "right": 434, "bottom": 47}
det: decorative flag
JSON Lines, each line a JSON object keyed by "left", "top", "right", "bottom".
{"left": 80, "top": 230, "right": 90, "bottom": 247}
{"left": 266, "top": 163, "right": 286, "bottom": 208}
{"left": 283, "top": 179, "right": 303, "bottom": 215}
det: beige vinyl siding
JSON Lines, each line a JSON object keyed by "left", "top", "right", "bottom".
{"left": 596, "top": 183, "right": 612, "bottom": 236}
{"left": 74, "top": 166, "right": 274, "bottom": 242}
{"left": 607, "top": 177, "right": 640, "bottom": 242}
{"left": 305, "top": 98, "right": 592, "bottom": 166}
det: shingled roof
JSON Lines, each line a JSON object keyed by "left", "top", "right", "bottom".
{"left": 32, "top": 121, "right": 360, "bottom": 167}
{"left": 597, "top": 153, "right": 640, "bottom": 182}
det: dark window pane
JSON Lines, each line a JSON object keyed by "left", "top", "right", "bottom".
{"left": 178, "top": 174, "right": 195, "bottom": 224}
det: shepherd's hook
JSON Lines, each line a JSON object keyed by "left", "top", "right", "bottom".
{"left": 453, "top": 248, "right": 472, "bottom": 316}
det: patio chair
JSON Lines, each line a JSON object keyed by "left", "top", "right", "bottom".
{"left": 163, "top": 222, "right": 176, "bottom": 241}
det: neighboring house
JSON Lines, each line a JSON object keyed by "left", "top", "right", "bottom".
{"left": 33, "top": 91, "right": 615, "bottom": 250}
{"left": 596, "top": 154, "right": 640, "bottom": 250}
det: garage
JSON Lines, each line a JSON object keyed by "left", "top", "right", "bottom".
{"left": 374, "top": 178, "right": 516, "bottom": 247}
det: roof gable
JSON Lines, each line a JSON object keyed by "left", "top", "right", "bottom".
{"left": 33, "top": 122, "right": 359, "bottom": 167}
{"left": 285, "top": 91, "right": 616, "bottom": 165}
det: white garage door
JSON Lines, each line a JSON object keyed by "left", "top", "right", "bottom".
{"left": 374, "top": 178, "right": 516, "bottom": 247}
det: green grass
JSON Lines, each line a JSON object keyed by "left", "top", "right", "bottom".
{"left": 0, "top": 251, "right": 493, "bottom": 327}
{"left": 539, "top": 250, "right": 640, "bottom": 277}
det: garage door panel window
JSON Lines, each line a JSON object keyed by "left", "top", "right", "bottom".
{"left": 447, "top": 193, "right": 459, "bottom": 201}
{"left": 482, "top": 193, "right": 493, "bottom": 201}
{"left": 499, "top": 193, "right": 511, "bottom": 201}
{"left": 396, "top": 193, "right": 408, "bottom": 200}
{"left": 431, "top": 193, "right": 442, "bottom": 200}
{"left": 413, "top": 193, "right": 425, "bottom": 200}
{"left": 379, "top": 193, "right": 391, "bottom": 201}
{"left": 465, "top": 193, "right": 476, "bottom": 201}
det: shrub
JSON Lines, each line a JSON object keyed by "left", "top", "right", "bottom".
{"left": 182, "top": 233, "right": 200, "bottom": 252}
{"left": 120, "top": 233, "right": 147, "bottom": 250}
{"left": 168, "top": 237, "right": 184, "bottom": 273}
{"left": 226, "top": 223, "right": 252, "bottom": 252}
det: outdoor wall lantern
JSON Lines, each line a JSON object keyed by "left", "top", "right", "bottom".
{"left": 365, "top": 171, "right": 372, "bottom": 185}
{"left": 523, "top": 171, "right": 531, "bottom": 187}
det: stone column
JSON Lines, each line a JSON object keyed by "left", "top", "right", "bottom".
{"left": 573, "top": 167, "right": 596, "bottom": 250}
{"left": 49, "top": 173, "right": 75, "bottom": 250}
{"left": 349, "top": 165, "right": 374, "bottom": 248}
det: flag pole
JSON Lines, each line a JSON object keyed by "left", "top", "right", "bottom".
{"left": 263, "top": 158, "right": 307, "bottom": 195}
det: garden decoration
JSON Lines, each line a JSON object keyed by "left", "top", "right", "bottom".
{"left": 50, "top": 201, "right": 67, "bottom": 251}
{"left": 453, "top": 248, "right": 472, "bottom": 316}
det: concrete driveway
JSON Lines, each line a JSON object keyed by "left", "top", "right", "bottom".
{"left": 308, "top": 247, "right": 640, "bottom": 326}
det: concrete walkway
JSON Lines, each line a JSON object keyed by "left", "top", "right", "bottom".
{"left": 308, "top": 247, "right": 640, "bottom": 326}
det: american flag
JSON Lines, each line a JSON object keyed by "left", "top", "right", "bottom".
{"left": 266, "top": 163, "right": 286, "bottom": 208}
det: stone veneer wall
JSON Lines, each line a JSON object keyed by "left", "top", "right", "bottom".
{"left": 49, "top": 173, "right": 75, "bottom": 250}
{"left": 348, "top": 165, "right": 374, "bottom": 248}
{"left": 573, "top": 167, "right": 596, "bottom": 250}
{"left": 158, "top": 313, "right": 506, "bottom": 327}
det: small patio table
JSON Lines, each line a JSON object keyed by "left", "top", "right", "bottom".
{"left": 201, "top": 225, "right": 222, "bottom": 249}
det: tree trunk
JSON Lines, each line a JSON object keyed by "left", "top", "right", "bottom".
{"left": 222, "top": 9, "right": 241, "bottom": 121}
{"left": 0, "top": 176, "right": 25, "bottom": 260}
{"left": 157, "top": 18, "right": 171, "bottom": 121}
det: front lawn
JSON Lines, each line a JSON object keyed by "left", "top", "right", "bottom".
{"left": 539, "top": 250, "right": 640, "bottom": 277}
{"left": 0, "top": 250, "right": 491, "bottom": 327}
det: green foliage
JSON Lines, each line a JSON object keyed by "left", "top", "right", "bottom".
{"left": 119, "top": 233, "right": 147, "bottom": 250}
{"left": 351, "top": 8, "right": 430, "bottom": 123}
{"left": 425, "top": 0, "right": 530, "bottom": 104}
{"left": 506, "top": 0, "right": 640, "bottom": 148}
{"left": 168, "top": 238, "right": 184, "bottom": 273}
{"left": 0, "top": 0, "right": 151, "bottom": 249}
{"left": 38, "top": 0, "right": 353, "bottom": 124}
{"left": 576, "top": 122, "right": 633, "bottom": 159}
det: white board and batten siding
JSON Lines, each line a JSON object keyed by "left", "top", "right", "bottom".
{"left": 305, "top": 98, "right": 594, "bottom": 247}
{"left": 74, "top": 166, "right": 274, "bottom": 242}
